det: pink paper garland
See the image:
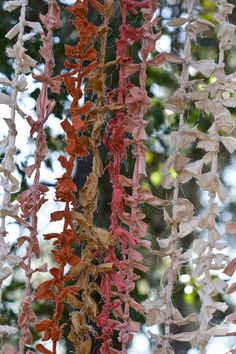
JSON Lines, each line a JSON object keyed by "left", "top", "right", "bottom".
{"left": 1, "top": 0, "right": 43, "bottom": 346}
{"left": 12, "top": 1, "right": 62, "bottom": 352}
{"left": 98, "top": 0, "right": 164, "bottom": 352}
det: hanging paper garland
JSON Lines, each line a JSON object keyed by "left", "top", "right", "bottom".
{"left": 35, "top": 0, "right": 115, "bottom": 353}
{"left": 14, "top": 1, "right": 62, "bottom": 353}
{"left": 188, "top": 0, "right": 236, "bottom": 350}
{"left": 144, "top": 0, "right": 235, "bottom": 352}
{"left": 211, "top": 0, "right": 236, "bottom": 351}
{"left": 64, "top": 0, "right": 115, "bottom": 352}
{"left": 97, "top": 0, "right": 165, "bottom": 352}
{"left": 0, "top": 0, "right": 43, "bottom": 342}
{"left": 144, "top": 1, "right": 201, "bottom": 352}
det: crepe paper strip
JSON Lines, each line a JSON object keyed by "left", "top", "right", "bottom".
{"left": 30, "top": 3, "right": 82, "bottom": 354}
{"left": 34, "top": 1, "right": 115, "bottom": 352}
{"left": 144, "top": 0, "right": 233, "bottom": 352}
{"left": 11, "top": 1, "right": 63, "bottom": 353}
{"left": 64, "top": 0, "right": 116, "bottom": 352}
{"left": 97, "top": 0, "right": 165, "bottom": 352}
{"left": 144, "top": 2, "right": 199, "bottom": 352}
{"left": 191, "top": 1, "right": 235, "bottom": 351}
{"left": 35, "top": 199, "right": 79, "bottom": 354}
{"left": 34, "top": 151, "right": 79, "bottom": 354}
{"left": 0, "top": 0, "right": 42, "bottom": 341}
{"left": 217, "top": 2, "right": 236, "bottom": 348}
{"left": 97, "top": 0, "right": 138, "bottom": 349}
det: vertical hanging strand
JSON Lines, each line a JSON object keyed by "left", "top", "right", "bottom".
{"left": 15, "top": 1, "right": 62, "bottom": 353}
{"left": 192, "top": 1, "right": 236, "bottom": 352}
{"left": 66, "top": 0, "right": 115, "bottom": 352}
{"left": 164, "top": 1, "right": 195, "bottom": 343}
{"left": 123, "top": 0, "right": 165, "bottom": 348}
{"left": 0, "top": 0, "right": 42, "bottom": 342}
{"left": 34, "top": 1, "right": 115, "bottom": 353}
{"left": 144, "top": 0, "right": 232, "bottom": 351}
{"left": 144, "top": 1, "right": 200, "bottom": 353}
{"left": 98, "top": 0, "right": 165, "bottom": 352}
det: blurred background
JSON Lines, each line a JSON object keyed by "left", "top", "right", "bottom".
{"left": 1, "top": 0, "right": 236, "bottom": 352}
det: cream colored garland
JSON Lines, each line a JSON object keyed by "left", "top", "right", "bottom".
{"left": 144, "top": 0, "right": 236, "bottom": 352}
{"left": 191, "top": 1, "right": 236, "bottom": 351}
{"left": 0, "top": 0, "right": 42, "bottom": 337}
{"left": 144, "top": 2, "right": 199, "bottom": 353}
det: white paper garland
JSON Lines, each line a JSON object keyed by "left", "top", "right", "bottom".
{"left": 144, "top": 2, "right": 199, "bottom": 353}
{"left": 0, "top": 0, "right": 42, "bottom": 337}
{"left": 144, "top": 0, "right": 236, "bottom": 352}
{"left": 192, "top": 1, "right": 236, "bottom": 352}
